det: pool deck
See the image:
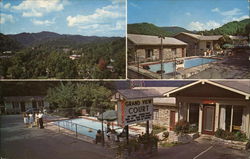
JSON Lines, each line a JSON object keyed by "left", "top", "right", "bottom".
{"left": 128, "top": 56, "right": 221, "bottom": 79}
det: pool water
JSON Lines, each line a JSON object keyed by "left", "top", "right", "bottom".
{"left": 148, "top": 57, "right": 217, "bottom": 74}
{"left": 55, "top": 118, "right": 122, "bottom": 138}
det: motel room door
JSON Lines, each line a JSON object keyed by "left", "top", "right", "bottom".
{"left": 202, "top": 104, "right": 215, "bottom": 135}
{"left": 170, "top": 111, "right": 176, "bottom": 131}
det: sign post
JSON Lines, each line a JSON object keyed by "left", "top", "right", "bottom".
{"left": 117, "top": 98, "right": 154, "bottom": 145}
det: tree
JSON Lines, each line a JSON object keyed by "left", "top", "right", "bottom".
{"left": 46, "top": 82, "right": 75, "bottom": 116}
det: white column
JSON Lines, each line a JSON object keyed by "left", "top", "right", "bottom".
{"left": 219, "top": 106, "right": 226, "bottom": 130}
{"left": 198, "top": 104, "right": 203, "bottom": 133}
{"left": 246, "top": 106, "right": 250, "bottom": 138}
{"left": 187, "top": 104, "right": 190, "bottom": 122}
{"left": 230, "top": 106, "right": 234, "bottom": 132}
{"left": 214, "top": 103, "right": 220, "bottom": 131}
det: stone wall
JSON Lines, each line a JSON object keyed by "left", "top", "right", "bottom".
{"left": 136, "top": 47, "right": 186, "bottom": 62}
{"left": 153, "top": 105, "right": 177, "bottom": 131}
{"left": 175, "top": 34, "right": 199, "bottom": 56}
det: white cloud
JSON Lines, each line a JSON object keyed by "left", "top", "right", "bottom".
{"left": 188, "top": 20, "right": 221, "bottom": 31}
{"left": 185, "top": 12, "right": 191, "bottom": 16}
{"left": 222, "top": 15, "right": 249, "bottom": 23}
{"left": 211, "top": 8, "right": 242, "bottom": 16}
{"left": 0, "top": 13, "right": 14, "bottom": 24}
{"left": 66, "top": 2, "right": 125, "bottom": 35}
{"left": 4, "top": 3, "right": 11, "bottom": 9}
{"left": 31, "top": 19, "right": 55, "bottom": 26}
{"left": 211, "top": 8, "right": 220, "bottom": 12}
{"left": 12, "top": 0, "right": 64, "bottom": 17}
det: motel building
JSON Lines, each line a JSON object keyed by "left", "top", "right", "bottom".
{"left": 127, "top": 34, "right": 188, "bottom": 63}
{"left": 2, "top": 96, "right": 49, "bottom": 114}
{"left": 165, "top": 80, "right": 250, "bottom": 138}
{"left": 113, "top": 80, "right": 250, "bottom": 138}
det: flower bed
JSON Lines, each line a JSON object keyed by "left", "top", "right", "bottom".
{"left": 115, "top": 133, "right": 159, "bottom": 159}
{"left": 213, "top": 129, "right": 250, "bottom": 150}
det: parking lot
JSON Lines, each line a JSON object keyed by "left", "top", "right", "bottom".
{"left": 1, "top": 115, "right": 250, "bottom": 159}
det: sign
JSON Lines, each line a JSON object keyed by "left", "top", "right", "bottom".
{"left": 202, "top": 100, "right": 216, "bottom": 104}
{"left": 117, "top": 98, "right": 153, "bottom": 126}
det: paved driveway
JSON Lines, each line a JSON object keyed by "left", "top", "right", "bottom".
{"left": 0, "top": 115, "right": 114, "bottom": 159}
{"left": 151, "top": 137, "right": 250, "bottom": 159}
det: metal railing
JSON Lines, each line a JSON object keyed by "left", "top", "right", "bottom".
{"left": 55, "top": 119, "right": 99, "bottom": 139}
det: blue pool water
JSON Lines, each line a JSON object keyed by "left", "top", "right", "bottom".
{"left": 55, "top": 118, "right": 122, "bottom": 138}
{"left": 148, "top": 57, "right": 217, "bottom": 73}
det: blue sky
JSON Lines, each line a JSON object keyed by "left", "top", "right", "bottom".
{"left": 128, "top": 0, "right": 249, "bottom": 31}
{"left": 0, "top": 0, "right": 125, "bottom": 37}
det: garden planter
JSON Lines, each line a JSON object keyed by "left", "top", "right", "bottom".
{"left": 212, "top": 136, "right": 249, "bottom": 150}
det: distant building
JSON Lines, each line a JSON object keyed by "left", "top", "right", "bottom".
{"left": 3, "top": 51, "right": 12, "bottom": 54}
{"left": 3, "top": 96, "right": 49, "bottom": 114}
{"left": 174, "top": 32, "right": 222, "bottom": 56}
{"left": 229, "top": 35, "right": 248, "bottom": 46}
{"left": 128, "top": 34, "right": 187, "bottom": 63}
{"left": 69, "top": 54, "right": 81, "bottom": 60}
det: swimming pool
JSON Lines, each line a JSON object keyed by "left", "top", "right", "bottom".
{"left": 55, "top": 118, "right": 136, "bottom": 139}
{"left": 148, "top": 57, "right": 217, "bottom": 74}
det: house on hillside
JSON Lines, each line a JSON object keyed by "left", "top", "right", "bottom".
{"left": 3, "top": 96, "right": 49, "bottom": 114}
{"left": 165, "top": 80, "right": 250, "bottom": 138}
{"left": 174, "top": 32, "right": 222, "bottom": 56}
{"left": 229, "top": 35, "right": 248, "bottom": 47}
{"left": 128, "top": 34, "right": 187, "bottom": 63}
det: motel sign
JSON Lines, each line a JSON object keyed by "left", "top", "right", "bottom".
{"left": 117, "top": 98, "right": 153, "bottom": 126}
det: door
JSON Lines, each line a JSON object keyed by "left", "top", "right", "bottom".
{"left": 202, "top": 105, "right": 215, "bottom": 134}
{"left": 170, "top": 111, "right": 176, "bottom": 131}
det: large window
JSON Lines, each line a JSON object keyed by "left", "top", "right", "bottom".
{"left": 189, "top": 103, "right": 199, "bottom": 125}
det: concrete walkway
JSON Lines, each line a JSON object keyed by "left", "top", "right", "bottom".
{"left": 0, "top": 115, "right": 114, "bottom": 159}
{"left": 189, "top": 49, "right": 250, "bottom": 79}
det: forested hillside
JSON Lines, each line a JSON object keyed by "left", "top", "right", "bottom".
{"left": 0, "top": 32, "right": 125, "bottom": 79}
{"left": 199, "top": 19, "right": 250, "bottom": 35}
{"left": 127, "top": 23, "right": 171, "bottom": 36}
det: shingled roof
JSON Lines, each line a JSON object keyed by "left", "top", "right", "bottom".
{"left": 176, "top": 32, "right": 223, "bottom": 41}
{"left": 128, "top": 34, "right": 187, "bottom": 46}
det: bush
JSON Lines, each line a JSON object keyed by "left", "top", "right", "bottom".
{"left": 174, "top": 120, "right": 190, "bottom": 134}
{"left": 162, "top": 131, "right": 169, "bottom": 139}
{"left": 215, "top": 129, "right": 248, "bottom": 142}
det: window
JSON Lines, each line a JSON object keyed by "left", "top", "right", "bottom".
{"left": 145, "top": 49, "right": 153, "bottom": 58}
{"left": 206, "top": 42, "right": 211, "bottom": 49}
{"left": 189, "top": 104, "right": 199, "bottom": 125}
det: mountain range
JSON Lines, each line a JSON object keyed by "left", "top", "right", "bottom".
{"left": 128, "top": 18, "right": 250, "bottom": 37}
{"left": 1, "top": 31, "right": 121, "bottom": 52}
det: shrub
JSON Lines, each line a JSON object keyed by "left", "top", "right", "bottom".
{"left": 215, "top": 129, "right": 248, "bottom": 142}
{"left": 162, "top": 131, "right": 169, "bottom": 139}
{"left": 174, "top": 120, "right": 190, "bottom": 134}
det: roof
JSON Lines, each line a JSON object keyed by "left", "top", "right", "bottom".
{"left": 153, "top": 97, "right": 176, "bottom": 106}
{"left": 229, "top": 35, "right": 248, "bottom": 40}
{"left": 117, "top": 89, "right": 163, "bottom": 100}
{"left": 165, "top": 80, "right": 250, "bottom": 100}
{"left": 128, "top": 34, "right": 187, "bottom": 46}
{"left": 212, "top": 80, "right": 250, "bottom": 94}
{"left": 133, "top": 87, "right": 178, "bottom": 95}
{"left": 176, "top": 32, "right": 223, "bottom": 41}
{"left": 4, "top": 96, "right": 46, "bottom": 102}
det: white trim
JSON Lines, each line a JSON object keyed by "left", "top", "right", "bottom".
{"left": 165, "top": 80, "right": 250, "bottom": 100}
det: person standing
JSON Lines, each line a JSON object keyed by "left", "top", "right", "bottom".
{"left": 29, "top": 113, "right": 34, "bottom": 128}
{"left": 38, "top": 111, "right": 44, "bottom": 129}
{"left": 23, "top": 113, "right": 28, "bottom": 127}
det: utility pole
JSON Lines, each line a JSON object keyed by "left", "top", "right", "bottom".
{"left": 159, "top": 35, "right": 165, "bottom": 79}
